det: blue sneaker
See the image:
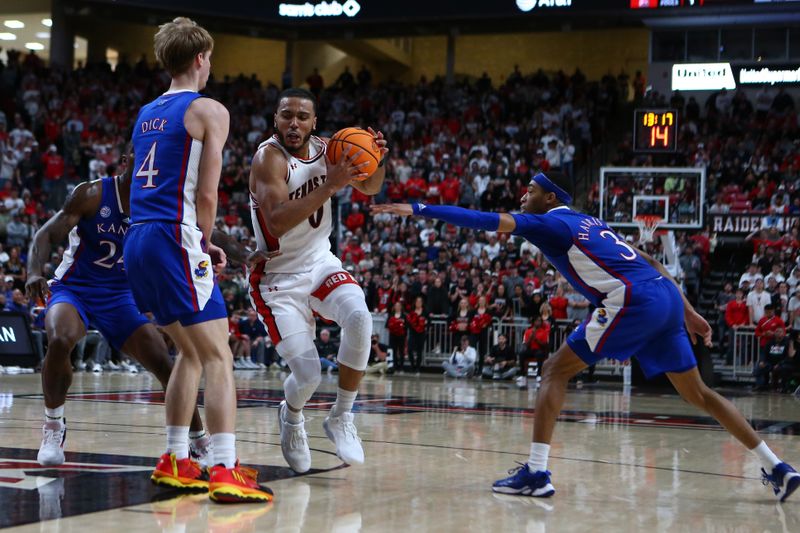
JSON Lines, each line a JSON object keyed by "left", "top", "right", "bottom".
{"left": 492, "top": 463, "right": 555, "bottom": 497}
{"left": 762, "top": 462, "right": 800, "bottom": 503}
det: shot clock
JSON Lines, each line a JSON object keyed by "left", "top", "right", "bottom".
{"left": 633, "top": 109, "right": 678, "bottom": 153}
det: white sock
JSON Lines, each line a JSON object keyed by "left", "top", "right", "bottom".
{"left": 211, "top": 433, "right": 236, "bottom": 468}
{"left": 333, "top": 387, "right": 357, "bottom": 416}
{"left": 284, "top": 403, "right": 304, "bottom": 424}
{"left": 45, "top": 405, "right": 65, "bottom": 425}
{"left": 750, "top": 441, "right": 781, "bottom": 471}
{"left": 528, "top": 442, "right": 550, "bottom": 473}
{"left": 166, "top": 426, "right": 190, "bottom": 460}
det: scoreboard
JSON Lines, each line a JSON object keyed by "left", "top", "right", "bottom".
{"left": 633, "top": 109, "right": 678, "bottom": 153}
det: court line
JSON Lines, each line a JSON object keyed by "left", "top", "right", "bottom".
{"left": 0, "top": 420, "right": 762, "bottom": 482}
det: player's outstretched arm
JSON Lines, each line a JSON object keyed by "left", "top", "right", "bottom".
{"left": 636, "top": 246, "right": 712, "bottom": 347}
{"left": 370, "top": 203, "right": 518, "bottom": 232}
{"left": 210, "top": 229, "right": 281, "bottom": 268}
{"left": 350, "top": 127, "right": 389, "bottom": 196}
{"left": 26, "top": 181, "right": 100, "bottom": 303}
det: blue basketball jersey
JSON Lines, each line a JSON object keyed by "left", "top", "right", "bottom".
{"left": 53, "top": 176, "right": 128, "bottom": 287}
{"left": 130, "top": 91, "right": 204, "bottom": 226}
{"left": 513, "top": 206, "right": 661, "bottom": 308}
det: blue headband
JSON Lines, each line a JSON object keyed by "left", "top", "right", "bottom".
{"left": 531, "top": 173, "right": 572, "bottom": 205}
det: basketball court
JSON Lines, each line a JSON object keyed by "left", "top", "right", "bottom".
{"left": 1, "top": 371, "right": 798, "bottom": 531}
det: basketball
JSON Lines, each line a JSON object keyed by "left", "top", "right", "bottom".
{"left": 327, "top": 127, "right": 382, "bottom": 180}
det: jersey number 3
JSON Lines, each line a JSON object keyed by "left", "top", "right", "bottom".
{"left": 136, "top": 141, "right": 160, "bottom": 189}
{"left": 599, "top": 230, "right": 637, "bottom": 261}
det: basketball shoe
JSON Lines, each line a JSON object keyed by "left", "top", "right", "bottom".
{"left": 762, "top": 462, "right": 800, "bottom": 503}
{"left": 208, "top": 462, "right": 274, "bottom": 504}
{"left": 323, "top": 408, "right": 364, "bottom": 465}
{"left": 190, "top": 433, "right": 213, "bottom": 469}
{"left": 37, "top": 420, "right": 66, "bottom": 466}
{"left": 151, "top": 453, "right": 209, "bottom": 492}
{"left": 492, "top": 463, "right": 555, "bottom": 497}
{"left": 278, "top": 400, "right": 311, "bottom": 473}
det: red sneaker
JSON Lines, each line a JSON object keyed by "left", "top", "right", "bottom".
{"left": 151, "top": 452, "right": 209, "bottom": 492}
{"left": 208, "top": 462, "right": 273, "bottom": 504}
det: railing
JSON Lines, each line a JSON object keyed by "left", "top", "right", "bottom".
{"left": 731, "top": 326, "right": 758, "bottom": 381}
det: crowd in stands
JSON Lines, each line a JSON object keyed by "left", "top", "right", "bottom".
{"left": 1, "top": 45, "right": 797, "bottom": 388}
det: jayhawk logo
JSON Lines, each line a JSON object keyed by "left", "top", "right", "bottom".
{"left": 596, "top": 308, "right": 609, "bottom": 326}
{"left": 194, "top": 260, "right": 209, "bottom": 279}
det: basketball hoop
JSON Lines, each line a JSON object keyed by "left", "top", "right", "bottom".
{"left": 634, "top": 215, "right": 663, "bottom": 245}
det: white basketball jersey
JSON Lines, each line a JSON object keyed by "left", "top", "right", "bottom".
{"left": 250, "top": 135, "right": 333, "bottom": 273}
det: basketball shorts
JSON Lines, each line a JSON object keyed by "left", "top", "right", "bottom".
{"left": 47, "top": 282, "right": 150, "bottom": 350}
{"left": 124, "top": 222, "right": 227, "bottom": 327}
{"left": 567, "top": 276, "right": 697, "bottom": 378}
{"left": 248, "top": 253, "right": 361, "bottom": 345}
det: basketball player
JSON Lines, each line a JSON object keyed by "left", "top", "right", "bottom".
{"left": 123, "top": 17, "right": 271, "bottom": 503}
{"left": 371, "top": 171, "right": 799, "bottom": 503}
{"left": 26, "top": 154, "right": 209, "bottom": 468}
{"left": 249, "top": 88, "right": 387, "bottom": 472}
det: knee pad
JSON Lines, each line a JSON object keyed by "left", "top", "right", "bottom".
{"left": 278, "top": 333, "right": 321, "bottom": 408}
{"left": 337, "top": 302, "right": 372, "bottom": 372}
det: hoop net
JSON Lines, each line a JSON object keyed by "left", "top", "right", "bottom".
{"left": 634, "top": 215, "right": 663, "bottom": 244}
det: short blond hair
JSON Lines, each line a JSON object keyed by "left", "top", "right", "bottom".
{"left": 153, "top": 17, "right": 214, "bottom": 76}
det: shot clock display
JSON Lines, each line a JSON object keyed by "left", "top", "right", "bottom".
{"left": 634, "top": 109, "right": 678, "bottom": 153}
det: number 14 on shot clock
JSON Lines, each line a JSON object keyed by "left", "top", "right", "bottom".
{"left": 633, "top": 108, "right": 678, "bottom": 153}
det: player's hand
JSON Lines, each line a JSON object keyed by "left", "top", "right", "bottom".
{"left": 25, "top": 275, "right": 49, "bottom": 304}
{"left": 326, "top": 145, "right": 369, "bottom": 190}
{"left": 367, "top": 127, "right": 389, "bottom": 160}
{"left": 685, "top": 309, "right": 712, "bottom": 347}
{"left": 208, "top": 244, "right": 227, "bottom": 273}
{"left": 369, "top": 203, "right": 414, "bottom": 217}
{"left": 245, "top": 249, "right": 282, "bottom": 269}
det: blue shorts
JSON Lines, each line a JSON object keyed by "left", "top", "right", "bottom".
{"left": 567, "top": 277, "right": 697, "bottom": 379}
{"left": 47, "top": 282, "right": 150, "bottom": 350}
{"left": 123, "top": 222, "right": 227, "bottom": 327}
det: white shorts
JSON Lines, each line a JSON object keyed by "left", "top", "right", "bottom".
{"left": 248, "top": 253, "right": 361, "bottom": 345}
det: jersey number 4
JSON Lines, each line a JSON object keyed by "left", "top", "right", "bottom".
{"left": 136, "top": 141, "right": 160, "bottom": 189}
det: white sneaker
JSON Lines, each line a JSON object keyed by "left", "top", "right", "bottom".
{"left": 105, "top": 360, "right": 121, "bottom": 371}
{"left": 323, "top": 409, "right": 364, "bottom": 465}
{"left": 233, "top": 359, "right": 246, "bottom": 370}
{"left": 121, "top": 361, "right": 138, "bottom": 374}
{"left": 189, "top": 433, "right": 213, "bottom": 469}
{"left": 91, "top": 362, "right": 103, "bottom": 373}
{"left": 38, "top": 420, "right": 66, "bottom": 466}
{"left": 279, "top": 400, "right": 311, "bottom": 473}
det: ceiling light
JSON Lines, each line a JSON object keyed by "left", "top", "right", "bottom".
{"left": 36, "top": 32, "right": 50, "bottom": 39}
{"left": 4, "top": 21, "right": 24, "bottom": 29}
{"left": 0, "top": 33, "right": 16, "bottom": 41}
{"left": 42, "top": 18, "right": 52, "bottom": 27}
{"left": 25, "top": 42, "right": 45, "bottom": 51}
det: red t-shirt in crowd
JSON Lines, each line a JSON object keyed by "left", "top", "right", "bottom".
{"left": 549, "top": 296, "right": 568, "bottom": 320}
{"left": 725, "top": 300, "right": 749, "bottom": 327}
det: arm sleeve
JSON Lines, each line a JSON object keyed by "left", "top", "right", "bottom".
{"left": 511, "top": 213, "right": 573, "bottom": 256}
{"left": 412, "top": 204, "right": 500, "bottom": 232}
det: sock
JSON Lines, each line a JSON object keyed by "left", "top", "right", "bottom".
{"left": 284, "top": 404, "right": 304, "bottom": 424}
{"left": 332, "top": 387, "right": 357, "bottom": 417}
{"left": 45, "top": 405, "right": 65, "bottom": 426}
{"left": 211, "top": 433, "right": 236, "bottom": 468}
{"left": 750, "top": 441, "right": 781, "bottom": 471}
{"left": 527, "top": 442, "right": 550, "bottom": 473}
{"left": 166, "top": 426, "right": 190, "bottom": 460}
{"left": 188, "top": 430, "right": 206, "bottom": 440}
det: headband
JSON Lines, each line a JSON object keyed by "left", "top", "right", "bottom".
{"left": 531, "top": 173, "right": 572, "bottom": 205}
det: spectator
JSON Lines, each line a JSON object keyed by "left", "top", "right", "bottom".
{"left": 482, "top": 334, "right": 517, "bottom": 380}
{"left": 238, "top": 308, "right": 269, "bottom": 368}
{"left": 739, "top": 263, "right": 763, "bottom": 288}
{"left": 754, "top": 327, "right": 794, "bottom": 392}
{"left": 442, "top": 335, "right": 476, "bottom": 378}
{"left": 679, "top": 245, "right": 702, "bottom": 306}
{"left": 789, "top": 287, "right": 800, "bottom": 335}
{"left": 315, "top": 328, "right": 339, "bottom": 374}
{"left": 520, "top": 316, "right": 551, "bottom": 379}
{"left": 4, "top": 288, "right": 27, "bottom": 313}
{"left": 566, "top": 284, "right": 590, "bottom": 322}
{"left": 747, "top": 279, "right": 772, "bottom": 324}
{"left": 365, "top": 334, "right": 390, "bottom": 375}
{"left": 754, "top": 304, "right": 786, "bottom": 359}
{"left": 344, "top": 203, "right": 365, "bottom": 233}
{"left": 406, "top": 296, "right": 427, "bottom": 374}
{"left": 469, "top": 295, "right": 493, "bottom": 374}
{"left": 386, "top": 301, "right": 408, "bottom": 373}
{"left": 549, "top": 286, "right": 568, "bottom": 320}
